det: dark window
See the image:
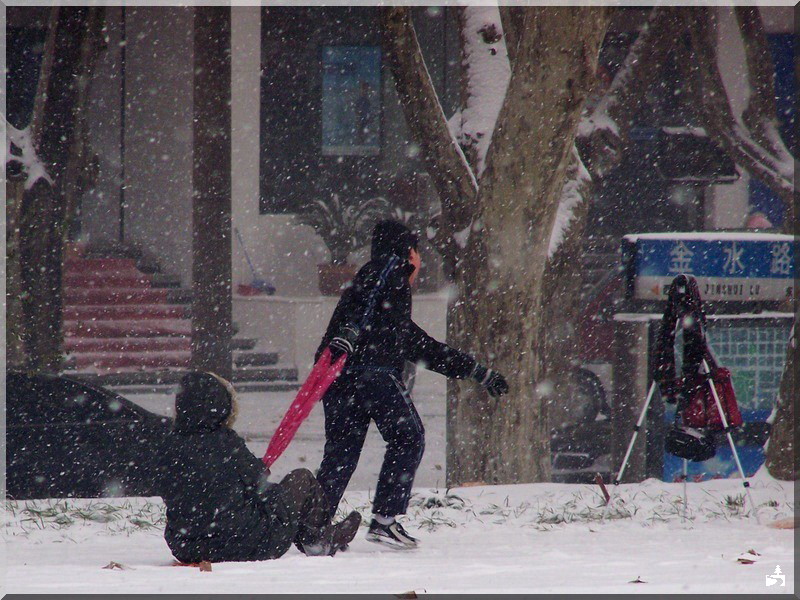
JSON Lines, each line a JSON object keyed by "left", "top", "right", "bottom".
{"left": 259, "top": 7, "right": 383, "bottom": 214}
{"left": 321, "top": 45, "right": 382, "bottom": 157}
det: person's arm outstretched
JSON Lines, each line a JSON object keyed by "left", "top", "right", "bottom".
{"left": 403, "top": 320, "right": 509, "bottom": 398}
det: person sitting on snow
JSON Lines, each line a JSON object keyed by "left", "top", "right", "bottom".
{"left": 158, "top": 372, "right": 361, "bottom": 563}
{"left": 315, "top": 219, "right": 509, "bottom": 550}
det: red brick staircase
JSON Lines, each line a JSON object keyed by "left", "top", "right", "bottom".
{"left": 61, "top": 250, "right": 297, "bottom": 391}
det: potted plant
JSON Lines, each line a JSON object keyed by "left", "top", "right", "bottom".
{"left": 297, "top": 193, "right": 390, "bottom": 295}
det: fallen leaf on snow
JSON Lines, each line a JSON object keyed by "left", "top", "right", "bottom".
{"left": 102, "top": 561, "right": 130, "bottom": 571}
{"left": 172, "top": 560, "right": 213, "bottom": 572}
{"left": 629, "top": 576, "right": 647, "bottom": 584}
{"left": 768, "top": 518, "right": 798, "bottom": 529}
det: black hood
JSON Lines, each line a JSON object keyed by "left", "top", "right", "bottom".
{"left": 371, "top": 220, "right": 418, "bottom": 262}
{"left": 174, "top": 372, "right": 233, "bottom": 433}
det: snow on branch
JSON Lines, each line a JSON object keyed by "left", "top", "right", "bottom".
{"left": 458, "top": 6, "right": 511, "bottom": 178}
{"left": 6, "top": 122, "right": 52, "bottom": 190}
{"left": 732, "top": 7, "right": 795, "bottom": 181}
{"left": 576, "top": 8, "right": 674, "bottom": 180}
{"left": 684, "top": 7, "right": 794, "bottom": 224}
{"left": 548, "top": 146, "right": 591, "bottom": 259}
{"left": 578, "top": 7, "right": 665, "bottom": 140}
{"left": 382, "top": 6, "right": 479, "bottom": 242}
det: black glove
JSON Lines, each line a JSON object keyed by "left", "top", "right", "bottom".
{"left": 328, "top": 324, "right": 360, "bottom": 360}
{"left": 471, "top": 364, "right": 509, "bottom": 398}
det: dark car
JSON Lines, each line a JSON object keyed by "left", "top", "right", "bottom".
{"left": 6, "top": 371, "right": 171, "bottom": 499}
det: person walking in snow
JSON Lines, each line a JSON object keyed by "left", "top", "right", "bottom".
{"left": 158, "top": 372, "right": 360, "bottom": 563}
{"left": 315, "top": 220, "right": 509, "bottom": 549}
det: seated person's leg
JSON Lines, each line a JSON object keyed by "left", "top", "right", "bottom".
{"left": 280, "top": 468, "right": 330, "bottom": 548}
{"left": 279, "top": 468, "right": 362, "bottom": 556}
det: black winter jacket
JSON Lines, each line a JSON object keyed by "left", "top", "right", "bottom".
{"left": 158, "top": 377, "right": 295, "bottom": 563}
{"left": 316, "top": 256, "right": 477, "bottom": 380}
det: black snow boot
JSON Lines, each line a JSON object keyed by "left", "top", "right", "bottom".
{"left": 300, "top": 511, "right": 362, "bottom": 557}
{"left": 365, "top": 518, "right": 418, "bottom": 549}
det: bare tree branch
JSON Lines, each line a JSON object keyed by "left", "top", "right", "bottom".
{"left": 735, "top": 7, "right": 779, "bottom": 149}
{"left": 381, "top": 7, "right": 479, "bottom": 258}
{"left": 683, "top": 8, "right": 794, "bottom": 226}
{"left": 578, "top": 7, "right": 674, "bottom": 179}
{"left": 457, "top": 6, "right": 511, "bottom": 179}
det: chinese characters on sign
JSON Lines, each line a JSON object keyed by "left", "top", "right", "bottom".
{"left": 669, "top": 241, "right": 694, "bottom": 273}
{"left": 722, "top": 242, "right": 745, "bottom": 274}
{"left": 770, "top": 242, "right": 792, "bottom": 276}
{"left": 628, "top": 234, "right": 794, "bottom": 302}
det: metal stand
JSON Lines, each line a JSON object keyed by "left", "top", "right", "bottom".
{"left": 601, "top": 380, "right": 657, "bottom": 519}
{"left": 603, "top": 361, "right": 761, "bottom": 524}
{"left": 701, "top": 358, "right": 761, "bottom": 525}
{"left": 681, "top": 459, "right": 688, "bottom": 521}
{"left": 612, "top": 380, "right": 658, "bottom": 487}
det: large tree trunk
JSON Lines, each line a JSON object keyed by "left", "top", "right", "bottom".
{"left": 765, "top": 324, "right": 796, "bottom": 480}
{"left": 539, "top": 148, "right": 594, "bottom": 425}
{"left": 6, "top": 178, "right": 26, "bottom": 368}
{"left": 191, "top": 7, "right": 233, "bottom": 379}
{"left": 446, "top": 8, "right": 610, "bottom": 486}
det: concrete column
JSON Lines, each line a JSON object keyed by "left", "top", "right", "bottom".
{"left": 191, "top": 7, "right": 233, "bottom": 379}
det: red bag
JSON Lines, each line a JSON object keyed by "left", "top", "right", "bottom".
{"left": 682, "top": 367, "right": 743, "bottom": 430}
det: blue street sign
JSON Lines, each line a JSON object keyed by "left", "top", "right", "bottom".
{"left": 623, "top": 233, "right": 795, "bottom": 302}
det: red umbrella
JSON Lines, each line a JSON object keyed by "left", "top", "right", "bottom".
{"left": 262, "top": 347, "right": 348, "bottom": 469}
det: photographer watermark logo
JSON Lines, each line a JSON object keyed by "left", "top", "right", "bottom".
{"left": 765, "top": 566, "right": 785, "bottom": 587}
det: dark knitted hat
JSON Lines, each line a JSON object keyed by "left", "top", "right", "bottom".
{"left": 174, "top": 371, "right": 234, "bottom": 432}
{"left": 371, "top": 220, "right": 418, "bottom": 261}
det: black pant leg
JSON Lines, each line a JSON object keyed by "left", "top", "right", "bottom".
{"left": 316, "top": 379, "right": 370, "bottom": 520}
{"left": 369, "top": 373, "right": 425, "bottom": 517}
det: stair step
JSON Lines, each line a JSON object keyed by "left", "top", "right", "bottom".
{"left": 107, "top": 381, "right": 302, "bottom": 395}
{"left": 65, "top": 351, "right": 193, "bottom": 370}
{"left": 63, "top": 273, "right": 152, "bottom": 288}
{"left": 64, "top": 258, "right": 140, "bottom": 273}
{"left": 166, "top": 288, "right": 192, "bottom": 304}
{"left": 231, "top": 367, "right": 298, "bottom": 383}
{"left": 234, "top": 352, "right": 279, "bottom": 367}
{"left": 150, "top": 273, "right": 183, "bottom": 289}
{"left": 65, "top": 336, "right": 191, "bottom": 353}
{"left": 232, "top": 337, "right": 258, "bottom": 351}
{"left": 64, "top": 304, "right": 190, "bottom": 321}
{"left": 65, "top": 336, "right": 259, "bottom": 353}
{"left": 64, "top": 288, "right": 172, "bottom": 305}
{"left": 66, "top": 366, "right": 298, "bottom": 387}
{"left": 64, "top": 319, "right": 190, "bottom": 338}
{"left": 63, "top": 350, "right": 279, "bottom": 370}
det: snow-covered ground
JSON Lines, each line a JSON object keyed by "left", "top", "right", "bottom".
{"left": 3, "top": 373, "right": 795, "bottom": 594}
